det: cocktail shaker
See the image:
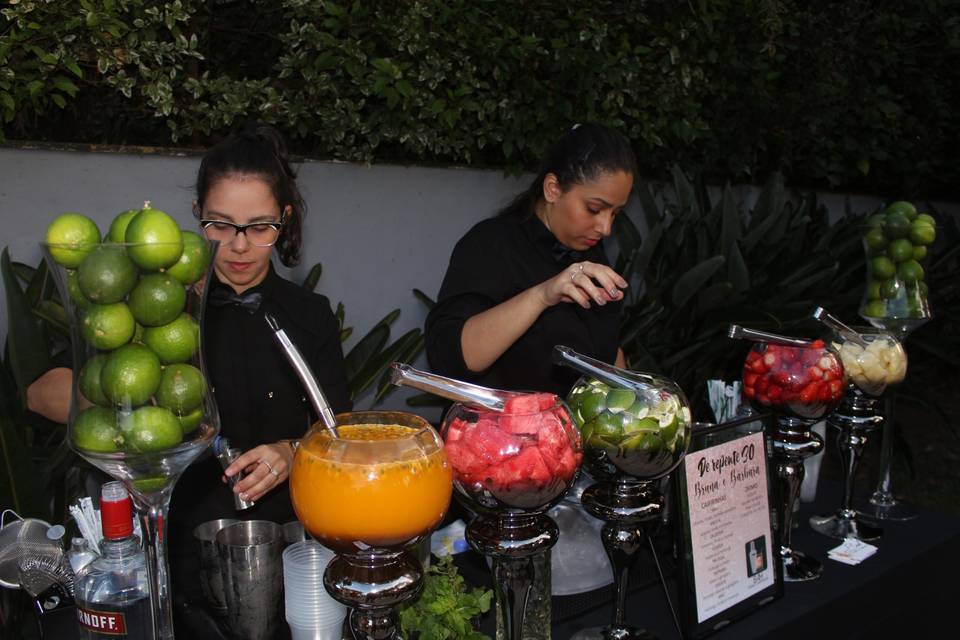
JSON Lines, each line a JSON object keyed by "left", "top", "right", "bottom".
{"left": 214, "top": 437, "right": 254, "bottom": 511}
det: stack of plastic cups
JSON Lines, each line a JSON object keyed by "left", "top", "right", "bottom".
{"left": 283, "top": 540, "right": 347, "bottom": 639}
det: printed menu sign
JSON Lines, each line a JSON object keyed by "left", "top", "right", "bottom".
{"left": 684, "top": 431, "right": 774, "bottom": 623}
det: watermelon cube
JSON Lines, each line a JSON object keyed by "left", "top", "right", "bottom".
{"left": 463, "top": 419, "right": 521, "bottom": 464}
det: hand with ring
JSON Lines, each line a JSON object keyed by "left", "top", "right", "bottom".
{"left": 222, "top": 442, "right": 295, "bottom": 503}
{"left": 539, "top": 260, "right": 627, "bottom": 309}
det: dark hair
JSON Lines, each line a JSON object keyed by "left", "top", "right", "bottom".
{"left": 498, "top": 123, "right": 637, "bottom": 219}
{"left": 196, "top": 122, "right": 306, "bottom": 267}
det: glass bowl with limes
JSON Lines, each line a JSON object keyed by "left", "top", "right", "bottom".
{"left": 43, "top": 204, "right": 219, "bottom": 637}
{"left": 859, "top": 201, "right": 934, "bottom": 337}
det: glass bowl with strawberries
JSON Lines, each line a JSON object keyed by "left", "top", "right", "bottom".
{"left": 742, "top": 339, "right": 846, "bottom": 420}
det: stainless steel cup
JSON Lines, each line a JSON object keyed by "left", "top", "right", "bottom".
{"left": 282, "top": 521, "right": 307, "bottom": 546}
{"left": 193, "top": 518, "right": 238, "bottom": 611}
{"left": 216, "top": 520, "right": 284, "bottom": 640}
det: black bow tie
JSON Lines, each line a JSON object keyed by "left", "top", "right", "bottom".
{"left": 551, "top": 242, "right": 584, "bottom": 264}
{"left": 209, "top": 287, "right": 263, "bottom": 313}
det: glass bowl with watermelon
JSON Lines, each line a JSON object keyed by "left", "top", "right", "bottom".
{"left": 441, "top": 392, "right": 582, "bottom": 514}
{"left": 566, "top": 374, "right": 692, "bottom": 481}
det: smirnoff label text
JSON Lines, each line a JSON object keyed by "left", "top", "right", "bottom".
{"left": 76, "top": 607, "right": 127, "bottom": 635}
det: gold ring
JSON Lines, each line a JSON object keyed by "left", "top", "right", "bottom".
{"left": 260, "top": 459, "right": 279, "bottom": 478}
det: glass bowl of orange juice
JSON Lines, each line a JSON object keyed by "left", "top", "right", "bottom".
{"left": 289, "top": 411, "right": 453, "bottom": 639}
{"left": 290, "top": 411, "right": 453, "bottom": 553}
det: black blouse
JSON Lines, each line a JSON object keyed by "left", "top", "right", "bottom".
{"left": 425, "top": 213, "right": 622, "bottom": 396}
{"left": 168, "top": 264, "right": 350, "bottom": 604}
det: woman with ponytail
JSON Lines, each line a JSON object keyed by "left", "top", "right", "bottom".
{"left": 425, "top": 124, "right": 637, "bottom": 395}
{"left": 168, "top": 123, "right": 350, "bottom": 632}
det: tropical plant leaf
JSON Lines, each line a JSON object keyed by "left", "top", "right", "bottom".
{"left": 413, "top": 288, "right": 436, "bottom": 310}
{"left": 671, "top": 255, "right": 725, "bottom": 309}
{"left": 2, "top": 248, "right": 51, "bottom": 403}
{"left": 0, "top": 398, "right": 47, "bottom": 519}
{"left": 334, "top": 302, "right": 345, "bottom": 330}
{"left": 372, "top": 332, "right": 426, "bottom": 405}
{"left": 339, "top": 327, "right": 353, "bottom": 343}
{"left": 343, "top": 324, "right": 390, "bottom": 382}
{"left": 372, "top": 308, "right": 401, "bottom": 330}
{"left": 301, "top": 262, "right": 323, "bottom": 291}
{"left": 349, "top": 328, "right": 421, "bottom": 398}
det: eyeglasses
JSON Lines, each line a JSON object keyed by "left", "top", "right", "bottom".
{"left": 197, "top": 212, "right": 286, "bottom": 248}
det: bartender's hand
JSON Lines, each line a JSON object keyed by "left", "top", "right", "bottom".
{"left": 538, "top": 261, "right": 627, "bottom": 309}
{"left": 223, "top": 442, "right": 294, "bottom": 504}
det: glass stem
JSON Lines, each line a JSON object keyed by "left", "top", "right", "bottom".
{"left": 600, "top": 522, "right": 644, "bottom": 630}
{"left": 138, "top": 500, "right": 173, "bottom": 640}
{"left": 493, "top": 556, "right": 533, "bottom": 640}
{"left": 872, "top": 394, "right": 896, "bottom": 501}
{"left": 839, "top": 425, "right": 867, "bottom": 516}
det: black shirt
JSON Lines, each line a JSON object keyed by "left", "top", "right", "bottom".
{"left": 169, "top": 264, "right": 350, "bottom": 604}
{"left": 425, "top": 213, "right": 622, "bottom": 396}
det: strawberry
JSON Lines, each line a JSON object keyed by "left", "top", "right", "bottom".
{"left": 756, "top": 393, "right": 770, "bottom": 405}
{"left": 807, "top": 366, "right": 823, "bottom": 381}
{"left": 763, "top": 352, "right": 778, "bottom": 369}
{"left": 818, "top": 384, "right": 833, "bottom": 403}
{"left": 811, "top": 339, "right": 825, "bottom": 349}
{"left": 767, "top": 385, "right": 783, "bottom": 404}
{"left": 828, "top": 379, "right": 844, "bottom": 398}
{"left": 744, "top": 372, "right": 760, "bottom": 387}
{"left": 756, "top": 376, "right": 770, "bottom": 394}
{"left": 743, "top": 386, "right": 756, "bottom": 399}
{"left": 771, "top": 371, "right": 791, "bottom": 386}
{"left": 799, "top": 381, "right": 821, "bottom": 404}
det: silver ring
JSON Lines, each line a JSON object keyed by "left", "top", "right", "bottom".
{"left": 571, "top": 264, "right": 584, "bottom": 280}
{"left": 259, "top": 459, "right": 280, "bottom": 478}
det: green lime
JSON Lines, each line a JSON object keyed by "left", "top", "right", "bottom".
{"left": 605, "top": 388, "right": 636, "bottom": 413}
{"left": 123, "top": 406, "right": 183, "bottom": 452}
{"left": 883, "top": 212, "right": 911, "bottom": 239}
{"left": 871, "top": 256, "right": 896, "bottom": 279}
{"left": 879, "top": 278, "right": 902, "bottom": 300}
{"left": 45, "top": 213, "right": 101, "bottom": 268}
{"left": 886, "top": 201, "right": 917, "bottom": 220}
{"left": 619, "top": 431, "right": 664, "bottom": 456}
{"left": 579, "top": 391, "right": 608, "bottom": 422}
{"left": 864, "top": 228, "right": 887, "bottom": 252}
{"left": 897, "top": 259, "right": 924, "bottom": 284}
{"left": 100, "top": 343, "right": 162, "bottom": 408}
{"left": 864, "top": 213, "right": 886, "bottom": 230}
{"left": 77, "top": 244, "right": 139, "bottom": 304}
{"left": 912, "top": 245, "right": 927, "bottom": 261}
{"left": 866, "top": 280, "right": 882, "bottom": 300}
{"left": 165, "top": 231, "right": 210, "bottom": 285}
{"left": 886, "top": 238, "right": 914, "bottom": 263}
{"left": 659, "top": 414, "right": 680, "bottom": 442}
{"left": 176, "top": 405, "right": 204, "bottom": 434}
{"left": 72, "top": 406, "right": 121, "bottom": 453}
{"left": 66, "top": 270, "right": 90, "bottom": 309}
{"left": 584, "top": 412, "right": 622, "bottom": 444}
{"left": 156, "top": 364, "right": 206, "bottom": 414}
{"left": 909, "top": 221, "right": 936, "bottom": 246}
{"left": 107, "top": 209, "right": 140, "bottom": 244}
{"left": 862, "top": 300, "right": 887, "bottom": 318}
{"left": 78, "top": 354, "right": 110, "bottom": 406}
{"left": 915, "top": 213, "right": 936, "bottom": 228}
{"left": 82, "top": 303, "right": 135, "bottom": 350}
{"left": 125, "top": 207, "right": 183, "bottom": 270}
{"left": 622, "top": 416, "right": 659, "bottom": 436}
{"left": 142, "top": 313, "right": 199, "bottom": 364}
{"left": 128, "top": 273, "right": 186, "bottom": 327}
{"left": 132, "top": 322, "right": 145, "bottom": 344}
{"left": 133, "top": 476, "right": 168, "bottom": 493}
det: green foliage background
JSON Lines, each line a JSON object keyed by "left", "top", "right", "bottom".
{"left": 2, "top": 0, "right": 958, "bottom": 197}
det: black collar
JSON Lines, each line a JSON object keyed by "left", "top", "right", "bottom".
{"left": 519, "top": 213, "right": 585, "bottom": 265}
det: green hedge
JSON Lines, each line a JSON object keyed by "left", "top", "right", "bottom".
{"left": 2, "top": 1, "right": 958, "bottom": 196}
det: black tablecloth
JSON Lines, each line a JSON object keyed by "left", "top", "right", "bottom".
{"left": 457, "top": 479, "right": 960, "bottom": 640}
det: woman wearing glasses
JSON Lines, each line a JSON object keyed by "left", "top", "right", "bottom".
{"left": 166, "top": 123, "right": 351, "bottom": 630}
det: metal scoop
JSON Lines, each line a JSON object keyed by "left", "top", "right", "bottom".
{"left": 552, "top": 345, "right": 660, "bottom": 389}
{"left": 265, "top": 313, "right": 338, "bottom": 438}
{"left": 727, "top": 325, "right": 813, "bottom": 348}
{"left": 389, "top": 363, "right": 513, "bottom": 411}
{"left": 812, "top": 307, "right": 870, "bottom": 348}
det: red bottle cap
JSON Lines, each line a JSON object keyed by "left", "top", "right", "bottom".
{"left": 100, "top": 481, "right": 133, "bottom": 540}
